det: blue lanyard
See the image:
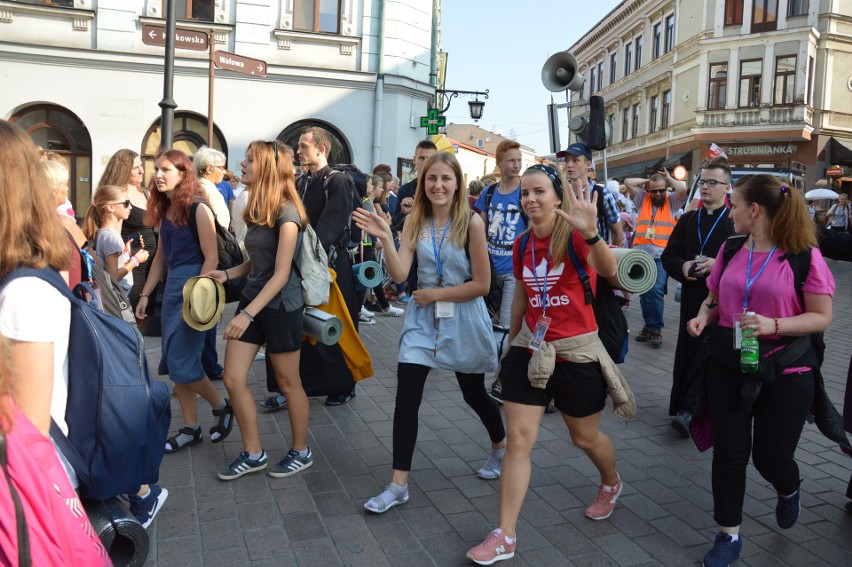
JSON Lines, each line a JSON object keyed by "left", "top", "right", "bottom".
{"left": 530, "top": 235, "right": 551, "bottom": 314}
{"left": 743, "top": 240, "right": 777, "bottom": 312}
{"left": 430, "top": 217, "right": 451, "bottom": 285}
{"left": 697, "top": 207, "right": 728, "bottom": 255}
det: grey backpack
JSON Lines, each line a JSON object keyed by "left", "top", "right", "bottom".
{"left": 295, "top": 224, "right": 332, "bottom": 307}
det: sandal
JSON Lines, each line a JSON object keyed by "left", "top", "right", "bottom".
{"left": 209, "top": 399, "right": 234, "bottom": 443}
{"left": 364, "top": 484, "right": 409, "bottom": 514}
{"left": 257, "top": 394, "right": 288, "bottom": 412}
{"left": 165, "top": 426, "right": 203, "bottom": 454}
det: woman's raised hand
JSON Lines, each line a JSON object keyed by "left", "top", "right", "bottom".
{"left": 352, "top": 207, "right": 392, "bottom": 240}
{"left": 555, "top": 178, "right": 599, "bottom": 237}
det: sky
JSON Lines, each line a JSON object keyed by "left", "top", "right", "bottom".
{"left": 439, "top": 0, "right": 623, "bottom": 156}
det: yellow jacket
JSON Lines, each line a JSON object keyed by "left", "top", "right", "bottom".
{"left": 304, "top": 268, "right": 374, "bottom": 381}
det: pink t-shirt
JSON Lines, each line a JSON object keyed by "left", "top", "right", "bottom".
{"left": 707, "top": 244, "right": 835, "bottom": 330}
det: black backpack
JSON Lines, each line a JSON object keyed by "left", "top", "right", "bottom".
{"left": 322, "top": 165, "right": 368, "bottom": 253}
{"left": 519, "top": 232, "right": 629, "bottom": 363}
{"left": 189, "top": 201, "right": 245, "bottom": 302}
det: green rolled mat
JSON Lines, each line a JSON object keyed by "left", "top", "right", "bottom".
{"left": 303, "top": 308, "right": 343, "bottom": 345}
{"left": 608, "top": 248, "right": 658, "bottom": 294}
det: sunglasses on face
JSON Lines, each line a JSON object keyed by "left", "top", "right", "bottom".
{"left": 647, "top": 189, "right": 667, "bottom": 195}
{"left": 112, "top": 200, "right": 132, "bottom": 208}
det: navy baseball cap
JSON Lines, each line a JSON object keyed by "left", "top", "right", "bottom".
{"left": 556, "top": 143, "right": 593, "bottom": 161}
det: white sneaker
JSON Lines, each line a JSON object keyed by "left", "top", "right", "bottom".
{"left": 382, "top": 306, "right": 404, "bottom": 317}
{"left": 360, "top": 306, "right": 375, "bottom": 319}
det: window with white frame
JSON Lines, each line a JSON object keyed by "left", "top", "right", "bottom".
{"left": 649, "top": 95, "right": 659, "bottom": 133}
{"left": 634, "top": 36, "right": 643, "bottom": 70}
{"left": 590, "top": 65, "right": 597, "bottom": 95}
{"left": 162, "top": 0, "right": 214, "bottom": 22}
{"left": 624, "top": 42, "right": 633, "bottom": 77}
{"left": 773, "top": 56, "right": 796, "bottom": 106}
{"left": 632, "top": 103, "right": 641, "bottom": 139}
{"left": 597, "top": 61, "right": 604, "bottom": 92}
{"left": 787, "top": 0, "right": 808, "bottom": 17}
{"left": 664, "top": 15, "right": 675, "bottom": 53}
{"left": 622, "top": 109, "right": 630, "bottom": 142}
{"left": 294, "top": 0, "right": 341, "bottom": 34}
{"left": 661, "top": 90, "right": 671, "bottom": 128}
{"left": 739, "top": 59, "right": 762, "bottom": 108}
{"left": 652, "top": 22, "right": 662, "bottom": 59}
{"left": 610, "top": 52, "right": 617, "bottom": 84}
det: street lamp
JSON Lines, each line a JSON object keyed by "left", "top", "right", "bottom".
{"left": 435, "top": 89, "right": 489, "bottom": 121}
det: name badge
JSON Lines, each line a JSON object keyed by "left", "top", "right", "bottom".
{"left": 733, "top": 320, "right": 743, "bottom": 350}
{"left": 646, "top": 228, "right": 656, "bottom": 239}
{"left": 528, "top": 315, "right": 552, "bottom": 351}
{"left": 435, "top": 301, "right": 454, "bottom": 318}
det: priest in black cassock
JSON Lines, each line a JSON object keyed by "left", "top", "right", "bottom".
{"left": 661, "top": 160, "right": 735, "bottom": 437}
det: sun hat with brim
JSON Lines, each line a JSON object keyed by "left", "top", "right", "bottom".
{"left": 182, "top": 276, "right": 226, "bottom": 331}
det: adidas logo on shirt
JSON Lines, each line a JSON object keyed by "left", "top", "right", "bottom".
{"left": 523, "top": 259, "right": 570, "bottom": 308}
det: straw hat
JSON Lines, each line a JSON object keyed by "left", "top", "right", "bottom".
{"left": 182, "top": 276, "right": 225, "bottom": 331}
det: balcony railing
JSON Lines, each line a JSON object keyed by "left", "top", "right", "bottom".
{"left": 697, "top": 104, "right": 813, "bottom": 128}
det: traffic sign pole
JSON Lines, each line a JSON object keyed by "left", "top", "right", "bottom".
{"left": 159, "top": 0, "right": 177, "bottom": 150}
{"left": 208, "top": 28, "right": 214, "bottom": 147}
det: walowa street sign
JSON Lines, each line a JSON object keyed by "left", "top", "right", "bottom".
{"left": 142, "top": 24, "right": 208, "bottom": 51}
{"left": 213, "top": 51, "right": 267, "bottom": 78}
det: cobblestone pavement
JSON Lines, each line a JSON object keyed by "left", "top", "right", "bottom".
{"left": 143, "top": 260, "right": 852, "bottom": 566}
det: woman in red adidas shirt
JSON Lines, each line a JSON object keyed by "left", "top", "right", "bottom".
{"left": 469, "top": 164, "right": 625, "bottom": 565}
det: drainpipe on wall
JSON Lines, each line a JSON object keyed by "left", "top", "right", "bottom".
{"left": 371, "top": 0, "right": 386, "bottom": 167}
{"left": 430, "top": 0, "right": 439, "bottom": 87}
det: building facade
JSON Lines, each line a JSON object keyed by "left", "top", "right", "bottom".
{"left": 1, "top": 0, "right": 440, "bottom": 214}
{"left": 566, "top": 0, "right": 852, "bottom": 189}
{"left": 445, "top": 123, "right": 538, "bottom": 178}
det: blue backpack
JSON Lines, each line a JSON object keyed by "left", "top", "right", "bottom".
{"left": 0, "top": 267, "right": 171, "bottom": 500}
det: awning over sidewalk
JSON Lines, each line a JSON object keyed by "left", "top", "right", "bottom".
{"left": 829, "top": 137, "right": 852, "bottom": 165}
{"left": 662, "top": 151, "right": 693, "bottom": 170}
{"left": 603, "top": 157, "right": 663, "bottom": 180}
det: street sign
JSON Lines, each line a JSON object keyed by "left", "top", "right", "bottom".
{"left": 213, "top": 51, "right": 267, "bottom": 77}
{"left": 142, "top": 24, "right": 208, "bottom": 51}
{"left": 420, "top": 108, "right": 446, "bottom": 135}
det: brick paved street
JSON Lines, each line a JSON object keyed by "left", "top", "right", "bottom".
{"left": 143, "top": 259, "right": 852, "bottom": 566}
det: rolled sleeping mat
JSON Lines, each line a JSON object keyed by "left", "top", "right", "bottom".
{"left": 352, "top": 260, "right": 383, "bottom": 291}
{"left": 303, "top": 308, "right": 343, "bottom": 346}
{"left": 84, "top": 498, "right": 150, "bottom": 567}
{"left": 608, "top": 248, "right": 658, "bottom": 294}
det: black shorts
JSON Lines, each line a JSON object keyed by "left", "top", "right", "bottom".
{"left": 499, "top": 346, "right": 607, "bottom": 418}
{"left": 236, "top": 298, "right": 303, "bottom": 353}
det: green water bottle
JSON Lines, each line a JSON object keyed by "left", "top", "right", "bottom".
{"left": 740, "top": 312, "right": 759, "bottom": 374}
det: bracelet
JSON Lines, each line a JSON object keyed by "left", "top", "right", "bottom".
{"left": 774, "top": 317, "right": 780, "bottom": 336}
{"left": 241, "top": 310, "right": 255, "bottom": 322}
{"left": 131, "top": 256, "right": 140, "bottom": 268}
{"left": 225, "top": 269, "right": 230, "bottom": 283}
{"left": 584, "top": 233, "right": 602, "bottom": 246}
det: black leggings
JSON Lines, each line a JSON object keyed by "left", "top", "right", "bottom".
{"left": 392, "top": 363, "right": 505, "bottom": 471}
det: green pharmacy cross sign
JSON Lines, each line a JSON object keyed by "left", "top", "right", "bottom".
{"left": 420, "top": 108, "right": 446, "bottom": 135}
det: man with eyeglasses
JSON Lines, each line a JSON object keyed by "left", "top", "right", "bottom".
{"left": 660, "top": 161, "right": 734, "bottom": 436}
{"left": 624, "top": 168, "right": 687, "bottom": 348}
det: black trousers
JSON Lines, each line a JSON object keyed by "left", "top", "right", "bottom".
{"left": 392, "top": 363, "right": 505, "bottom": 471}
{"left": 707, "top": 357, "right": 814, "bottom": 527}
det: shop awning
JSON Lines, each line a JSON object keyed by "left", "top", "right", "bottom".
{"left": 829, "top": 137, "right": 852, "bottom": 163}
{"left": 662, "top": 151, "right": 693, "bottom": 170}
{"left": 603, "top": 157, "right": 664, "bottom": 181}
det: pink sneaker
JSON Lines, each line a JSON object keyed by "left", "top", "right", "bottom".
{"left": 585, "top": 475, "right": 623, "bottom": 520}
{"left": 466, "top": 528, "right": 516, "bottom": 565}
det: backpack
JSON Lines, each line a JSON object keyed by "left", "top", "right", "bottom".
{"left": 294, "top": 224, "right": 333, "bottom": 307}
{"left": 310, "top": 164, "right": 367, "bottom": 254}
{"left": 189, "top": 201, "right": 245, "bottom": 302}
{"left": 77, "top": 245, "right": 136, "bottom": 325}
{"left": 0, "top": 267, "right": 171, "bottom": 501}
{"left": 519, "top": 232, "right": 629, "bottom": 363}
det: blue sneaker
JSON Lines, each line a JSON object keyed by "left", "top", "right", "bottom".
{"left": 397, "top": 293, "right": 411, "bottom": 304}
{"left": 776, "top": 487, "right": 800, "bottom": 529}
{"left": 267, "top": 448, "right": 313, "bottom": 478}
{"left": 218, "top": 451, "right": 268, "bottom": 481}
{"left": 703, "top": 532, "right": 742, "bottom": 567}
{"left": 128, "top": 484, "right": 169, "bottom": 529}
